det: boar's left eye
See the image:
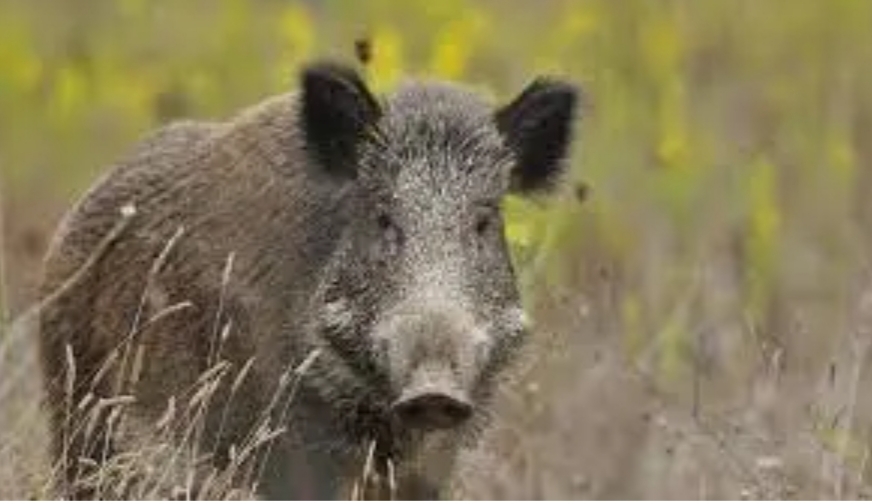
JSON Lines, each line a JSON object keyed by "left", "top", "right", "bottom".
{"left": 475, "top": 214, "right": 491, "bottom": 236}
{"left": 376, "top": 212, "right": 403, "bottom": 254}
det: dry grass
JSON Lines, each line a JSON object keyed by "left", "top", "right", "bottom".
{"left": 0, "top": 203, "right": 334, "bottom": 499}
{"left": 41, "top": 347, "right": 321, "bottom": 500}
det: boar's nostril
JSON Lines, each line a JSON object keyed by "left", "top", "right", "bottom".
{"left": 392, "top": 392, "right": 473, "bottom": 430}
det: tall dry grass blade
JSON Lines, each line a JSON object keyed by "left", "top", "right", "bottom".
{"left": 129, "top": 344, "right": 146, "bottom": 387}
{"left": 230, "top": 357, "right": 255, "bottom": 396}
{"left": 155, "top": 396, "right": 177, "bottom": 432}
{"left": 97, "top": 395, "right": 136, "bottom": 409}
{"left": 82, "top": 401, "right": 108, "bottom": 448}
{"left": 61, "top": 344, "right": 77, "bottom": 484}
{"left": 64, "top": 344, "right": 76, "bottom": 406}
{"left": 76, "top": 393, "right": 95, "bottom": 412}
{"left": 361, "top": 439, "right": 377, "bottom": 493}
{"left": 192, "top": 360, "right": 231, "bottom": 389}
{"left": 350, "top": 480, "right": 361, "bottom": 501}
{"left": 386, "top": 457, "right": 397, "bottom": 500}
{"left": 183, "top": 463, "right": 197, "bottom": 500}
{"left": 219, "top": 320, "right": 233, "bottom": 345}
{"left": 295, "top": 348, "right": 321, "bottom": 376}
{"left": 90, "top": 348, "right": 120, "bottom": 389}
{"left": 141, "top": 300, "right": 194, "bottom": 331}
{"left": 186, "top": 378, "right": 222, "bottom": 414}
{"left": 208, "top": 252, "right": 236, "bottom": 367}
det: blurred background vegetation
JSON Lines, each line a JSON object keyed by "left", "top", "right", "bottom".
{"left": 4, "top": 0, "right": 872, "bottom": 498}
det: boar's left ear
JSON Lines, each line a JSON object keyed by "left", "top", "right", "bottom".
{"left": 496, "top": 78, "right": 579, "bottom": 193}
{"left": 301, "top": 62, "right": 382, "bottom": 179}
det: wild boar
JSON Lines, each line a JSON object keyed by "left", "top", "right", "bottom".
{"left": 38, "top": 61, "right": 579, "bottom": 499}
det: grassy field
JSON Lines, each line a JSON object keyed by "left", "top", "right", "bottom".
{"left": 3, "top": 0, "right": 872, "bottom": 498}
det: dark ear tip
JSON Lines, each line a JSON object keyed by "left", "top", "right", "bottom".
{"left": 498, "top": 77, "right": 584, "bottom": 129}
{"left": 532, "top": 77, "right": 579, "bottom": 95}
{"left": 301, "top": 61, "right": 363, "bottom": 88}
{"left": 532, "top": 77, "right": 583, "bottom": 112}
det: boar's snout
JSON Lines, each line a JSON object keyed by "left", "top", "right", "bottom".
{"left": 391, "top": 366, "right": 473, "bottom": 430}
{"left": 377, "top": 297, "right": 487, "bottom": 431}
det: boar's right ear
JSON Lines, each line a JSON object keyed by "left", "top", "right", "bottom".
{"left": 301, "top": 62, "right": 381, "bottom": 179}
{"left": 496, "top": 78, "right": 579, "bottom": 194}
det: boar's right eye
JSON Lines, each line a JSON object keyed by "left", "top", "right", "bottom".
{"left": 376, "top": 212, "right": 404, "bottom": 255}
{"left": 377, "top": 213, "right": 393, "bottom": 232}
